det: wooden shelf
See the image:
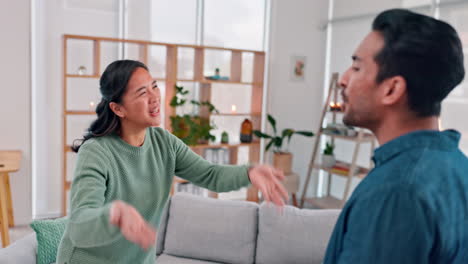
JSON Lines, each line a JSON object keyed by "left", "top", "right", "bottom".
{"left": 313, "top": 160, "right": 370, "bottom": 179}
{"left": 66, "top": 75, "right": 166, "bottom": 82}
{"left": 201, "top": 79, "right": 257, "bottom": 85}
{"left": 63, "top": 34, "right": 266, "bottom": 215}
{"left": 176, "top": 78, "right": 260, "bottom": 86}
{"left": 327, "top": 110, "right": 344, "bottom": 114}
{"left": 66, "top": 111, "right": 96, "bottom": 115}
{"left": 66, "top": 74, "right": 99, "bottom": 78}
{"left": 305, "top": 196, "right": 344, "bottom": 209}
{"left": 64, "top": 34, "right": 264, "bottom": 54}
{"left": 189, "top": 141, "right": 260, "bottom": 150}
{"left": 322, "top": 131, "right": 374, "bottom": 142}
{"left": 211, "top": 113, "right": 261, "bottom": 117}
{"left": 174, "top": 177, "right": 189, "bottom": 184}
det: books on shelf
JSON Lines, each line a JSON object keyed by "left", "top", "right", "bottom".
{"left": 329, "top": 162, "right": 358, "bottom": 175}
{"left": 174, "top": 148, "right": 230, "bottom": 197}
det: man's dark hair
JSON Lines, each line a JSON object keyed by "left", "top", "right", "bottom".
{"left": 372, "top": 9, "right": 465, "bottom": 117}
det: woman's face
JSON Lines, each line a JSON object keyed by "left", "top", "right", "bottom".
{"left": 117, "top": 67, "right": 161, "bottom": 129}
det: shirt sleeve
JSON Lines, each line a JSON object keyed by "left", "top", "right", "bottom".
{"left": 67, "top": 143, "right": 123, "bottom": 248}
{"left": 167, "top": 131, "right": 251, "bottom": 192}
{"left": 336, "top": 186, "right": 436, "bottom": 264}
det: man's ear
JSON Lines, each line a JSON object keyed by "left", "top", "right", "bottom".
{"left": 109, "top": 102, "right": 125, "bottom": 118}
{"left": 380, "top": 76, "right": 407, "bottom": 106}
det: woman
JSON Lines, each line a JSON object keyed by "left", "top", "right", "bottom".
{"left": 56, "top": 60, "right": 288, "bottom": 264}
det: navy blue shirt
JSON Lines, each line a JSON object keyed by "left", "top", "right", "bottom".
{"left": 324, "top": 130, "right": 468, "bottom": 263}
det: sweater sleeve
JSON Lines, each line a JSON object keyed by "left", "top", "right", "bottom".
{"left": 167, "top": 131, "right": 251, "bottom": 192}
{"left": 67, "top": 142, "right": 122, "bottom": 248}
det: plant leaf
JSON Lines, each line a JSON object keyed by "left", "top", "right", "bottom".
{"left": 274, "top": 137, "right": 283, "bottom": 148}
{"left": 265, "top": 139, "right": 275, "bottom": 151}
{"left": 294, "top": 130, "right": 314, "bottom": 137}
{"left": 253, "top": 130, "right": 272, "bottom": 139}
{"left": 284, "top": 129, "right": 295, "bottom": 144}
{"left": 282, "top": 129, "right": 294, "bottom": 140}
{"left": 267, "top": 114, "right": 277, "bottom": 135}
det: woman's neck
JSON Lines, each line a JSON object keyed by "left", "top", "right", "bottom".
{"left": 119, "top": 123, "right": 147, "bottom": 147}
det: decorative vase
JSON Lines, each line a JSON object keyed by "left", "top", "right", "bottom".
{"left": 240, "top": 119, "right": 253, "bottom": 143}
{"left": 273, "top": 152, "right": 293, "bottom": 175}
{"left": 77, "top": 65, "right": 87, "bottom": 75}
{"left": 221, "top": 131, "right": 229, "bottom": 144}
{"left": 322, "top": 154, "right": 336, "bottom": 168}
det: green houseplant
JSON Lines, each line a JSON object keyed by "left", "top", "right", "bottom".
{"left": 170, "top": 84, "right": 219, "bottom": 145}
{"left": 322, "top": 142, "right": 336, "bottom": 168}
{"left": 253, "top": 114, "right": 314, "bottom": 174}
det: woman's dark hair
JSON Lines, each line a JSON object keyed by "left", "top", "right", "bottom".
{"left": 372, "top": 9, "right": 465, "bottom": 117}
{"left": 72, "top": 60, "right": 148, "bottom": 152}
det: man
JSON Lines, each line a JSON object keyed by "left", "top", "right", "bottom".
{"left": 324, "top": 9, "right": 468, "bottom": 263}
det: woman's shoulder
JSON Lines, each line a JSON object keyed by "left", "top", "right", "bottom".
{"left": 147, "top": 127, "right": 180, "bottom": 150}
{"left": 78, "top": 135, "right": 111, "bottom": 155}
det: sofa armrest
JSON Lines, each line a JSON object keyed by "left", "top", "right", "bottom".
{"left": 0, "top": 233, "right": 37, "bottom": 264}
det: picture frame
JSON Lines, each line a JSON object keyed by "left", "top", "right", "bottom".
{"left": 290, "top": 55, "right": 306, "bottom": 81}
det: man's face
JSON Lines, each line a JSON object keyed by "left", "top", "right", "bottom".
{"left": 340, "top": 31, "right": 385, "bottom": 129}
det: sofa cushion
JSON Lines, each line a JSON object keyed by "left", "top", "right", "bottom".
{"left": 163, "top": 193, "right": 258, "bottom": 264}
{"left": 157, "top": 254, "right": 222, "bottom": 263}
{"left": 30, "top": 217, "right": 67, "bottom": 264}
{"left": 256, "top": 203, "right": 340, "bottom": 264}
{"left": 156, "top": 198, "right": 171, "bottom": 256}
{"left": 0, "top": 233, "right": 37, "bottom": 264}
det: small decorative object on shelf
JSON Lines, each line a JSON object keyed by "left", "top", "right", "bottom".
{"left": 346, "top": 128, "right": 357, "bottom": 137}
{"left": 330, "top": 162, "right": 358, "bottom": 175}
{"left": 206, "top": 67, "right": 229, "bottom": 80}
{"left": 205, "top": 148, "right": 230, "bottom": 165}
{"left": 221, "top": 131, "right": 229, "bottom": 144}
{"left": 254, "top": 114, "right": 314, "bottom": 174}
{"left": 323, "top": 123, "right": 352, "bottom": 136}
{"left": 329, "top": 102, "right": 343, "bottom": 112}
{"left": 77, "top": 65, "right": 87, "bottom": 75}
{"left": 240, "top": 119, "right": 253, "bottom": 143}
{"left": 322, "top": 142, "right": 336, "bottom": 168}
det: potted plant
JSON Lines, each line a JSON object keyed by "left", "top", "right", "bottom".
{"left": 253, "top": 114, "right": 314, "bottom": 174}
{"left": 322, "top": 142, "right": 336, "bottom": 168}
{"left": 170, "top": 85, "right": 219, "bottom": 145}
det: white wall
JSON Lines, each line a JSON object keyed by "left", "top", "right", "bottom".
{"left": 34, "top": 0, "right": 120, "bottom": 218}
{"left": 0, "top": 0, "right": 32, "bottom": 225}
{"left": 267, "top": 0, "right": 329, "bottom": 198}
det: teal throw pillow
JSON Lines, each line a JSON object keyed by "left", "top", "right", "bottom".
{"left": 30, "top": 217, "right": 68, "bottom": 264}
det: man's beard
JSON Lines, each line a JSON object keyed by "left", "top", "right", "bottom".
{"left": 342, "top": 107, "right": 375, "bottom": 129}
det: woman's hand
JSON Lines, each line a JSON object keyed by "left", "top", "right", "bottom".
{"left": 248, "top": 165, "right": 289, "bottom": 206}
{"left": 109, "top": 200, "right": 156, "bottom": 250}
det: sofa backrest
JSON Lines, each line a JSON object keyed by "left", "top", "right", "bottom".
{"left": 255, "top": 203, "right": 340, "bottom": 264}
{"left": 0, "top": 233, "right": 37, "bottom": 264}
{"left": 157, "top": 193, "right": 259, "bottom": 264}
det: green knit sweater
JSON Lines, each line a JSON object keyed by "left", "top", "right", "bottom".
{"left": 56, "top": 127, "right": 250, "bottom": 264}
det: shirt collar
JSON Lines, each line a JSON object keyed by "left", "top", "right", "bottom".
{"left": 372, "top": 129, "right": 461, "bottom": 167}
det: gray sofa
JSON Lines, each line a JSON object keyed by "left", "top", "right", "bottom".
{"left": 0, "top": 193, "right": 340, "bottom": 263}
